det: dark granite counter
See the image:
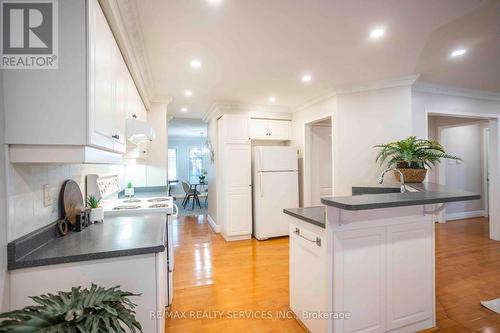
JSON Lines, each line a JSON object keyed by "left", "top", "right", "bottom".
{"left": 321, "top": 183, "right": 480, "bottom": 211}
{"left": 283, "top": 207, "right": 326, "bottom": 228}
{"left": 8, "top": 215, "right": 166, "bottom": 270}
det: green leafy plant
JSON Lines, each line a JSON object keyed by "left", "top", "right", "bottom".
{"left": 86, "top": 195, "right": 101, "bottom": 209}
{"left": 0, "top": 284, "right": 142, "bottom": 332}
{"left": 127, "top": 182, "right": 133, "bottom": 189}
{"left": 375, "top": 136, "right": 462, "bottom": 169}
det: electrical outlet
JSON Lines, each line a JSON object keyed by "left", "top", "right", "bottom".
{"left": 43, "top": 184, "right": 59, "bottom": 207}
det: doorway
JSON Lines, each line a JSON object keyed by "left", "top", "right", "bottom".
{"left": 304, "top": 117, "right": 333, "bottom": 206}
{"left": 167, "top": 118, "right": 209, "bottom": 216}
{"left": 427, "top": 114, "right": 490, "bottom": 223}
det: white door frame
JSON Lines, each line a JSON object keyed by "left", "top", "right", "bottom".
{"left": 303, "top": 116, "right": 333, "bottom": 207}
{"left": 425, "top": 110, "right": 500, "bottom": 241}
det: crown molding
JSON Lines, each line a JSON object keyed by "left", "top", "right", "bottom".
{"left": 99, "top": 0, "right": 155, "bottom": 110}
{"left": 413, "top": 82, "right": 500, "bottom": 101}
{"left": 203, "top": 101, "right": 291, "bottom": 122}
{"left": 294, "top": 74, "right": 420, "bottom": 112}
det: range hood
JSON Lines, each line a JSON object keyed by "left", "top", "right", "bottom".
{"left": 126, "top": 118, "right": 156, "bottom": 145}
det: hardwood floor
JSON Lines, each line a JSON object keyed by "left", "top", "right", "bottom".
{"left": 166, "top": 215, "right": 500, "bottom": 333}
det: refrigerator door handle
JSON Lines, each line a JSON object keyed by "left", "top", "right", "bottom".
{"left": 260, "top": 173, "right": 263, "bottom": 198}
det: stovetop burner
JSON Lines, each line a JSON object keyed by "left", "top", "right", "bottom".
{"left": 149, "top": 204, "right": 168, "bottom": 208}
{"left": 113, "top": 205, "right": 141, "bottom": 210}
{"left": 122, "top": 199, "right": 141, "bottom": 203}
{"left": 147, "top": 198, "right": 169, "bottom": 203}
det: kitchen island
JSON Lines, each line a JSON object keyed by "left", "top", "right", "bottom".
{"left": 284, "top": 183, "right": 480, "bottom": 333}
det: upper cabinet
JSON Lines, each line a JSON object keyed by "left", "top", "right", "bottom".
{"left": 5, "top": 0, "right": 146, "bottom": 163}
{"left": 220, "top": 115, "right": 250, "bottom": 144}
{"left": 249, "top": 118, "right": 291, "bottom": 140}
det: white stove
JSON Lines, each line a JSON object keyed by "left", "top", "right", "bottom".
{"left": 86, "top": 174, "right": 176, "bottom": 216}
{"left": 102, "top": 196, "right": 175, "bottom": 216}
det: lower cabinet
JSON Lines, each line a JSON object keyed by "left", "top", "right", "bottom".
{"left": 289, "top": 218, "right": 328, "bottom": 333}
{"left": 332, "top": 220, "right": 434, "bottom": 333}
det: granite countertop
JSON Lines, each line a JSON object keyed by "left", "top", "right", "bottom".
{"left": 283, "top": 207, "right": 326, "bottom": 228}
{"left": 321, "top": 182, "right": 480, "bottom": 211}
{"left": 8, "top": 215, "right": 166, "bottom": 270}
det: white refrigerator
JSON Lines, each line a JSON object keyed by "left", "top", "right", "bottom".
{"left": 253, "top": 146, "right": 299, "bottom": 240}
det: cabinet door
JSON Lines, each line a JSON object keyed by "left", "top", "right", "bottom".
{"left": 111, "top": 45, "right": 127, "bottom": 153}
{"left": 89, "top": 0, "right": 115, "bottom": 151}
{"left": 221, "top": 115, "right": 249, "bottom": 144}
{"left": 224, "top": 144, "right": 252, "bottom": 236}
{"left": 268, "top": 120, "right": 291, "bottom": 140}
{"left": 333, "top": 227, "right": 387, "bottom": 333}
{"left": 386, "top": 221, "right": 433, "bottom": 330}
{"left": 249, "top": 118, "right": 269, "bottom": 139}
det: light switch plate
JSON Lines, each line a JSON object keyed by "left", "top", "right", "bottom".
{"left": 43, "top": 184, "right": 59, "bottom": 207}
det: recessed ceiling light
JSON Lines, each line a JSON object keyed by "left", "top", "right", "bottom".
{"left": 369, "top": 27, "right": 385, "bottom": 39}
{"left": 207, "top": 0, "right": 222, "bottom": 5}
{"left": 190, "top": 59, "right": 202, "bottom": 69}
{"left": 184, "top": 90, "right": 193, "bottom": 97}
{"left": 268, "top": 97, "right": 276, "bottom": 103}
{"left": 301, "top": 74, "right": 312, "bottom": 83}
{"left": 450, "top": 48, "right": 467, "bottom": 58}
{"left": 181, "top": 107, "right": 188, "bottom": 112}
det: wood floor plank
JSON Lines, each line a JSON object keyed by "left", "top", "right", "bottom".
{"left": 166, "top": 215, "right": 500, "bottom": 332}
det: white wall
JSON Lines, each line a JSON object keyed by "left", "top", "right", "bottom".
{"left": 440, "top": 123, "right": 487, "bottom": 216}
{"left": 206, "top": 117, "right": 218, "bottom": 223}
{"left": 6, "top": 163, "right": 124, "bottom": 242}
{"left": 0, "top": 70, "right": 10, "bottom": 312}
{"left": 168, "top": 137, "right": 208, "bottom": 196}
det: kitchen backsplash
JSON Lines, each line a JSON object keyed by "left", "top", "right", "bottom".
{"left": 6, "top": 163, "right": 124, "bottom": 241}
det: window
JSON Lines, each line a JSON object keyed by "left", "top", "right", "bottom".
{"left": 168, "top": 148, "right": 177, "bottom": 181}
{"left": 189, "top": 147, "right": 205, "bottom": 183}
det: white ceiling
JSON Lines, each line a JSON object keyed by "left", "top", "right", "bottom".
{"left": 131, "top": 0, "right": 500, "bottom": 119}
{"left": 168, "top": 118, "right": 208, "bottom": 139}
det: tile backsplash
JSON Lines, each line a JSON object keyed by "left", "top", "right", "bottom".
{"left": 6, "top": 163, "right": 124, "bottom": 241}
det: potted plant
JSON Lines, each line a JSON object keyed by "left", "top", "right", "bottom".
{"left": 374, "top": 136, "right": 462, "bottom": 183}
{"left": 0, "top": 284, "right": 142, "bottom": 332}
{"left": 198, "top": 169, "right": 207, "bottom": 183}
{"left": 125, "top": 182, "right": 135, "bottom": 197}
{"left": 86, "top": 194, "right": 103, "bottom": 223}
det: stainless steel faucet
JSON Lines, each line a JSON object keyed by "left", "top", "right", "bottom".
{"left": 378, "top": 168, "right": 407, "bottom": 193}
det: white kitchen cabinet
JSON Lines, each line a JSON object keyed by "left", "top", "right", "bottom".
{"left": 217, "top": 115, "right": 253, "bottom": 241}
{"left": 221, "top": 115, "right": 250, "bottom": 144}
{"left": 289, "top": 218, "right": 328, "bottom": 333}
{"left": 249, "top": 118, "right": 291, "bottom": 140}
{"left": 4, "top": 0, "right": 146, "bottom": 162}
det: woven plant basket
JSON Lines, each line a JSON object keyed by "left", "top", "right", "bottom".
{"left": 394, "top": 168, "right": 427, "bottom": 183}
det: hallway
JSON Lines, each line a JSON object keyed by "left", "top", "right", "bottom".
{"left": 166, "top": 216, "right": 500, "bottom": 333}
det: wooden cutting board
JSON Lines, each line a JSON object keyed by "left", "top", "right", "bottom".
{"left": 61, "top": 180, "right": 84, "bottom": 226}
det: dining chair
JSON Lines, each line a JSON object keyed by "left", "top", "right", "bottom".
{"left": 181, "top": 181, "right": 201, "bottom": 210}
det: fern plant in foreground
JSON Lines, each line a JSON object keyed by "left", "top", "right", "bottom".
{"left": 0, "top": 284, "right": 142, "bottom": 333}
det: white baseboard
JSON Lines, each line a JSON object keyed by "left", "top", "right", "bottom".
{"left": 445, "top": 210, "right": 487, "bottom": 221}
{"left": 207, "top": 214, "right": 220, "bottom": 233}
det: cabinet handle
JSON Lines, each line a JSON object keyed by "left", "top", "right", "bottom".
{"left": 132, "top": 114, "right": 137, "bottom": 118}
{"left": 112, "top": 134, "right": 120, "bottom": 140}
{"left": 293, "top": 227, "right": 321, "bottom": 247}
